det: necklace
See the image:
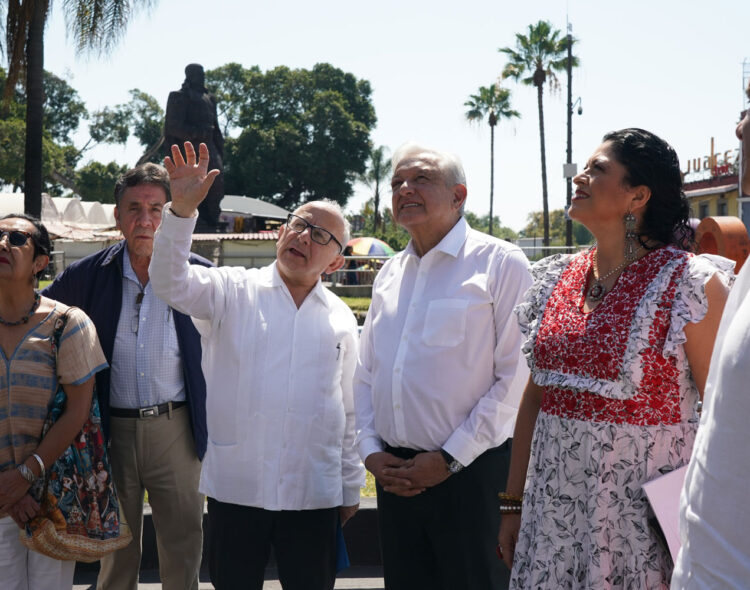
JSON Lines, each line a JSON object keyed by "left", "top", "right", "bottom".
{"left": 0, "top": 291, "right": 41, "bottom": 326}
{"left": 586, "top": 249, "right": 641, "bottom": 302}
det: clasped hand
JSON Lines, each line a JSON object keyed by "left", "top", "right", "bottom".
{"left": 365, "top": 451, "right": 450, "bottom": 497}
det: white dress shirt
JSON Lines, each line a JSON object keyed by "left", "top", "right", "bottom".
{"left": 672, "top": 258, "right": 750, "bottom": 588}
{"left": 150, "top": 205, "right": 364, "bottom": 510}
{"left": 110, "top": 247, "right": 186, "bottom": 408}
{"left": 354, "top": 217, "right": 532, "bottom": 467}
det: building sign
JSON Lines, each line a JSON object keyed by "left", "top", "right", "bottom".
{"left": 682, "top": 137, "right": 740, "bottom": 182}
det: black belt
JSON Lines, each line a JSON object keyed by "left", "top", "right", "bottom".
{"left": 384, "top": 439, "right": 511, "bottom": 461}
{"left": 110, "top": 401, "right": 186, "bottom": 419}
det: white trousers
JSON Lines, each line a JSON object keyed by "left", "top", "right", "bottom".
{"left": 0, "top": 516, "right": 75, "bottom": 590}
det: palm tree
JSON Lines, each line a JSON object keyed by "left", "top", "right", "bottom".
{"left": 464, "top": 83, "right": 519, "bottom": 236}
{"left": 3, "top": 0, "right": 152, "bottom": 217}
{"left": 499, "top": 20, "right": 577, "bottom": 247}
{"left": 361, "top": 145, "right": 390, "bottom": 233}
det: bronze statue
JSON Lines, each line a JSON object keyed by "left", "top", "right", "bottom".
{"left": 164, "top": 64, "right": 224, "bottom": 231}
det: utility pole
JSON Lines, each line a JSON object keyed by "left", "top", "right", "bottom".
{"left": 565, "top": 23, "right": 573, "bottom": 251}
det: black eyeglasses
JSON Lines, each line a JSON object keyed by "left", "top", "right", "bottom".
{"left": 286, "top": 214, "right": 343, "bottom": 253}
{"left": 0, "top": 229, "right": 32, "bottom": 247}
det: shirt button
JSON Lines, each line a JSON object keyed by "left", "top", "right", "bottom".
{"left": 139, "top": 372, "right": 144, "bottom": 377}
{"left": 140, "top": 344, "right": 144, "bottom": 348}
{"left": 394, "top": 368, "right": 401, "bottom": 374}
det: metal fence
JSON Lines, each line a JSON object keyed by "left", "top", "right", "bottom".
{"left": 329, "top": 246, "right": 591, "bottom": 288}
{"left": 330, "top": 255, "right": 392, "bottom": 288}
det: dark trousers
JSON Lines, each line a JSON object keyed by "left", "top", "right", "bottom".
{"left": 376, "top": 440, "right": 512, "bottom": 590}
{"left": 206, "top": 497, "right": 338, "bottom": 590}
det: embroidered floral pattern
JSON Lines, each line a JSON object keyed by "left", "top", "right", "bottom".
{"left": 510, "top": 247, "right": 734, "bottom": 590}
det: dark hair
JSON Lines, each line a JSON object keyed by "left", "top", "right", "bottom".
{"left": 113, "top": 163, "right": 171, "bottom": 206}
{"left": 602, "top": 128, "right": 693, "bottom": 250}
{"left": 1, "top": 213, "right": 52, "bottom": 278}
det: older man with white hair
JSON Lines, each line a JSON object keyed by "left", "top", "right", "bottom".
{"left": 149, "top": 142, "right": 364, "bottom": 590}
{"left": 354, "top": 142, "right": 532, "bottom": 589}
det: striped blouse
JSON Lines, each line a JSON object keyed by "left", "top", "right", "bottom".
{"left": 0, "top": 304, "right": 107, "bottom": 478}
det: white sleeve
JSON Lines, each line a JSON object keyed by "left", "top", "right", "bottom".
{"left": 353, "top": 294, "right": 384, "bottom": 462}
{"left": 442, "top": 248, "right": 533, "bottom": 466}
{"left": 149, "top": 204, "right": 227, "bottom": 326}
{"left": 340, "top": 318, "right": 366, "bottom": 506}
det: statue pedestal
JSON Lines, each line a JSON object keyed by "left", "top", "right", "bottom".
{"left": 695, "top": 216, "right": 750, "bottom": 272}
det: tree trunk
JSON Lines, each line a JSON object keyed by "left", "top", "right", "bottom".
{"left": 24, "top": 0, "right": 47, "bottom": 218}
{"left": 373, "top": 182, "right": 381, "bottom": 233}
{"left": 536, "top": 81, "right": 550, "bottom": 249}
{"left": 489, "top": 121, "right": 495, "bottom": 236}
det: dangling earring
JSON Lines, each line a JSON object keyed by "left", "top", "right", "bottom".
{"left": 624, "top": 211, "right": 638, "bottom": 262}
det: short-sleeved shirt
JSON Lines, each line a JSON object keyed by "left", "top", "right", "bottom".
{"left": 0, "top": 304, "right": 108, "bottom": 476}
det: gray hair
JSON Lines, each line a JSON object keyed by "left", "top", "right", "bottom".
{"left": 114, "top": 163, "right": 171, "bottom": 206}
{"left": 391, "top": 142, "right": 466, "bottom": 187}
{"left": 297, "top": 199, "right": 351, "bottom": 249}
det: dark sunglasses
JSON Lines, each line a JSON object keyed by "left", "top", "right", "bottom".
{"left": 0, "top": 229, "right": 33, "bottom": 247}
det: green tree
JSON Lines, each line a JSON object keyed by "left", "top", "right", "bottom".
{"left": 521, "top": 208, "right": 591, "bottom": 246}
{"left": 36, "top": 71, "right": 87, "bottom": 143}
{"left": 360, "top": 145, "right": 390, "bottom": 232}
{"left": 85, "top": 88, "right": 163, "bottom": 163}
{"left": 463, "top": 211, "right": 518, "bottom": 241}
{"left": 75, "top": 160, "right": 127, "bottom": 203}
{"left": 88, "top": 105, "right": 131, "bottom": 145}
{"left": 206, "top": 62, "right": 257, "bottom": 136}
{"left": 215, "top": 63, "right": 376, "bottom": 210}
{"left": 0, "top": 117, "right": 64, "bottom": 190}
{"left": 128, "top": 88, "right": 164, "bottom": 162}
{"left": 373, "top": 207, "right": 410, "bottom": 251}
{"left": 0, "top": 68, "right": 71, "bottom": 191}
{"left": 500, "top": 20, "right": 578, "bottom": 247}
{"left": 464, "top": 83, "right": 519, "bottom": 236}
{"left": 2, "top": 0, "right": 152, "bottom": 217}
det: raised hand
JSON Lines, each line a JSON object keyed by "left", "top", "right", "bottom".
{"left": 164, "top": 142, "right": 220, "bottom": 218}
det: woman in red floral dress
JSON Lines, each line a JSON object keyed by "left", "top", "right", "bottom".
{"left": 497, "top": 128, "right": 733, "bottom": 589}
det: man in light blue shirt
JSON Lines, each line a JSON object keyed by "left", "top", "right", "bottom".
{"left": 44, "top": 163, "right": 211, "bottom": 590}
{"left": 110, "top": 246, "right": 186, "bottom": 409}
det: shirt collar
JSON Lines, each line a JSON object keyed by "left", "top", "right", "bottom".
{"left": 121, "top": 247, "right": 140, "bottom": 285}
{"left": 404, "top": 216, "right": 469, "bottom": 259}
{"left": 265, "top": 262, "right": 330, "bottom": 309}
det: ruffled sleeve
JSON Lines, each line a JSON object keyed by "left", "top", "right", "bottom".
{"left": 514, "top": 253, "right": 575, "bottom": 368}
{"left": 662, "top": 253, "right": 735, "bottom": 358}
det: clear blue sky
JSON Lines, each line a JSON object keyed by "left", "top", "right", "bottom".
{"left": 43, "top": 0, "right": 750, "bottom": 232}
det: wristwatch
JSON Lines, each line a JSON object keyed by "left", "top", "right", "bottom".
{"left": 440, "top": 449, "right": 464, "bottom": 474}
{"left": 17, "top": 463, "right": 35, "bottom": 485}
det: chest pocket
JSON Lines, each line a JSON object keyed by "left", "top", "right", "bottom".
{"left": 422, "top": 298, "right": 469, "bottom": 347}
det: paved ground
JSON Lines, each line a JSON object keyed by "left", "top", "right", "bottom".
{"left": 73, "top": 567, "right": 385, "bottom": 589}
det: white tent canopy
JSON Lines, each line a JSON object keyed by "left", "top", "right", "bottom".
{"left": 0, "top": 193, "right": 115, "bottom": 230}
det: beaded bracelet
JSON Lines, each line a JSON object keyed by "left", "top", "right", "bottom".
{"left": 498, "top": 492, "right": 523, "bottom": 504}
{"left": 499, "top": 504, "right": 522, "bottom": 514}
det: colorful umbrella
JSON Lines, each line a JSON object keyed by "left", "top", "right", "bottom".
{"left": 346, "top": 237, "right": 395, "bottom": 257}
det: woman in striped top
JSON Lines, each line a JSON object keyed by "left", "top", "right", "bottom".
{"left": 0, "top": 214, "right": 107, "bottom": 590}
